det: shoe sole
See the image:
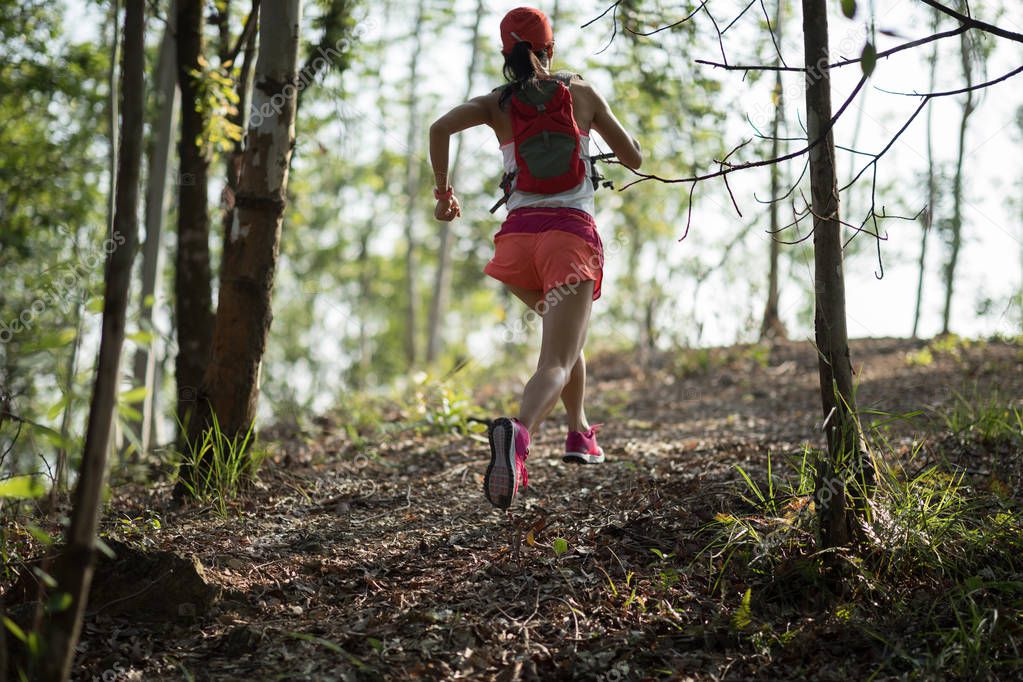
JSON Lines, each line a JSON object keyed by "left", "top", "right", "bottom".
{"left": 484, "top": 418, "right": 517, "bottom": 508}
{"left": 563, "top": 448, "right": 605, "bottom": 465}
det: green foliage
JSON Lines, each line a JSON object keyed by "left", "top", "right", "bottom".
{"left": 0, "top": 1, "right": 108, "bottom": 480}
{"left": 942, "top": 392, "right": 1022, "bottom": 448}
{"left": 190, "top": 55, "right": 243, "bottom": 159}
{"left": 701, "top": 414, "right": 1023, "bottom": 678}
{"left": 860, "top": 41, "right": 877, "bottom": 76}
{"left": 174, "top": 415, "right": 267, "bottom": 515}
{"left": 0, "top": 475, "right": 46, "bottom": 499}
{"left": 732, "top": 588, "right": 753, "bottom": 630}
{"left": 408, "top": 373, "right": 486, "bottom": 436}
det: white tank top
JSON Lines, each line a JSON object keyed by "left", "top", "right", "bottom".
{"left": 500, "top": 133, "right": 595, "bottom": 217}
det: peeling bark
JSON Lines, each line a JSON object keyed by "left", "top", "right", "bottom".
{"left": 187, "top": 0, "right": 303, "bottom": 447}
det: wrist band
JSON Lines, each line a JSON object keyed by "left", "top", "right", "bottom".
{"left": 434, "top": 186, "right": 454, "bottom": 201}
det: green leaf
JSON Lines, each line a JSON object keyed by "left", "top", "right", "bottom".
{"left": 126, "top": 330, "right": 154, "bottom": 345}
{"left": 25, "top": 523, "right": 54, "bottom": 545}
{"left": 552, "top": 538, "right": 569, "bottom": 556}
{"left": 0, "top": 476, "right": 46, "bottom": 499}
{"left": 95, "top": 537, "right": 117, "bottom": 559}
{"left": 46, "top": 592, "right": 73, "bottom": 613}
{"left": 32, "top": 567, "right": 58, "bottom": 589}
{"left": 29, "top": 421, "right": 68, "bottom": 449}
{"left": 47, "top": 394, "right": 70, "bottom": 421}
{"left": 3, "top": 616, "right": 27, "bottom": 643}
{"left": 733, "top": 588, "right": 753, "bottom": 630}
{"left": 117, "top": 404, "right": 143, "bottom": 421}
{"left": 86, "top": 296, "right": 104, "bottom": 313}
{"left": 861, "top": 41, "right": 877, "bottom": 76}
{"left": 841, "top": 0, "right": 857, "bottom": 19}
{"left": 120, "top": 386, "right": 148, "bottom": 404}
{"left": 22, "top": 329, "right": 77, "bottom": 353}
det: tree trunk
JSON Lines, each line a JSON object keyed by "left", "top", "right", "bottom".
{"left": 174, "top": 0, "right": 214, "bottom": 434}
{"left": 912, "top": 13, "right": 940, "bottom": 340}
{"left": 403, "top": 1, "right": 426, "bottom": 367}
{"left": 802, "top": 0, "right": 863, "bottom": 551}
{"left": 192, "top": 0, "right": 303, "bottom": 443}
{"left": 106, "top": 0, "right": 120, "bottom": 236}
{"left": 941, "top": 30, "right": 976, "bottom": 336}
{"left": 425, "top": 0, "right": 485, "bottom": 364}
{"left": 355, "top": 220, "right": 374, "bottom": 390}
{"left": 41, "top": 2, "right": 144, "bottom": 678}
{"left": 54, "top": 284, "right": 84, "bottom": 496}
{"left": 759, "top": 0, "right": 787, "bottom": 341}
{"left": 129, "top": 16, "right": 179, "bottom": 457}
{"left": 219, "top": 0, "right": 260, "bottom": 253}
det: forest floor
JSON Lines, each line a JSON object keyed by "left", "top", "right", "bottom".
{"left": 6, "top": 336, "right": 1023, "bottom": 680}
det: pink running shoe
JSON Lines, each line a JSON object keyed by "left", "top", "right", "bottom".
{"left": 563, "top": 424, "right": 605, "bottom": 464}
{"left": 484, "top": 417, "right": 530, "bottom": 509}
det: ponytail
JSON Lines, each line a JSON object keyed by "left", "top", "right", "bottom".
{"left": 499, "top": 41, "right": 550, "bottom": 109}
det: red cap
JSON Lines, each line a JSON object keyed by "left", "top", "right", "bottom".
{"left": 500, "top": 7, "right": 553, "bottom": 55}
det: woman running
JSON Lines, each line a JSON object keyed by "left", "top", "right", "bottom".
{"left": 429, "top": 7, "right": 642, "bottom": 509}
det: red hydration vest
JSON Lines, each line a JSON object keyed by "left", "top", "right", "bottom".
{"left": 506, "top": 73, "right": 586, "bottom": 195}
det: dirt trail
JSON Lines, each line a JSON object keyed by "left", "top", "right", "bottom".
{"left": 23, "top": 337, "right": 1023, "bottom": 680}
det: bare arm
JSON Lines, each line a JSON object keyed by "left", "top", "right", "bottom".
{"left": 587, "top": 85, "right": 643, "bottom": 170}
{"left": 429, "top": 95, "right": 492, "bottom": 220}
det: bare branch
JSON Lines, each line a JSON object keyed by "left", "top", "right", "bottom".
{"left": 624, "top": 1, "right": 707, "bottom": 37}
{"left": 617, "top": 75, "right": 868, "bottom": 190}
{"left": 694, "top": 25, "right": 969, "bottom": 73}
{"left": 918, "top": 0, "right": 1023, "bottom": 43}
{"left": 581, "top": 1, "right": 620, "bottom": 29}
{"left": 878, "top": 63, "right": 1023, "bottom": 97}
{"left": 759, "top": 0, "right": 788, "bottom": 69}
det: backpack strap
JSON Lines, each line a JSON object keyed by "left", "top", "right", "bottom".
{"left": 550, "top": 72, "right": 577, "bottom": 87}
{"left": 489, "top": 170, "right": 518, "bottom": 214}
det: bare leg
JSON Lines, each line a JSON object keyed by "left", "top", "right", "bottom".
{"left": 515, "top": 282, "right": 593, "bottom": 433}
{"left": 505, "top": 285, "right": 590, "bottom": 432}
{"left": 560, "top": 352, "right": 589, "bottom": 432}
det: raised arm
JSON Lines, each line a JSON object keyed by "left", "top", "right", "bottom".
{"left": 429, "top": 95, "right": 492, "bottom": 221}
{"left": 586, "top": 84, "right": 643, "bottom": 170}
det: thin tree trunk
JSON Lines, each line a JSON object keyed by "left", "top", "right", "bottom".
{"left": 941, "top": 30, "right": 976, "bottom": 336}
{"left": 913, "top": 14, "right": 940, "bottom": 340}
{"left": 190, "top": 0, "right": 304, "bottom": 444}
{"left": 760, "top": 0, "right": 787, "bottom": 341}
{"left": 220, "top": 0, "right": 260, "bottom": 253}
{"left": 130, "top": 17, "right": 179, "bottom": 457}
{"left": 107, "top": 0, "right": 120, "bottom": 236}
{"left": 802, "top": 0, "right": 863, "bottom": 551}
{"left": 54, "top": 296, "right": 84, "bottom": 494}
{"left": 426, "top": 0, "right": 484, "bottom": 364}
{"left": 174, "top": 0, "right": 214, "bottom": 434}
{"left": 403, "top": 1, "right": 426, "bottom": 367}
{"left": 41, "top": 3, "right": 144, "bottom": 678}
{"left": 355, "top": 222, "right": 373, "bottom": 390}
